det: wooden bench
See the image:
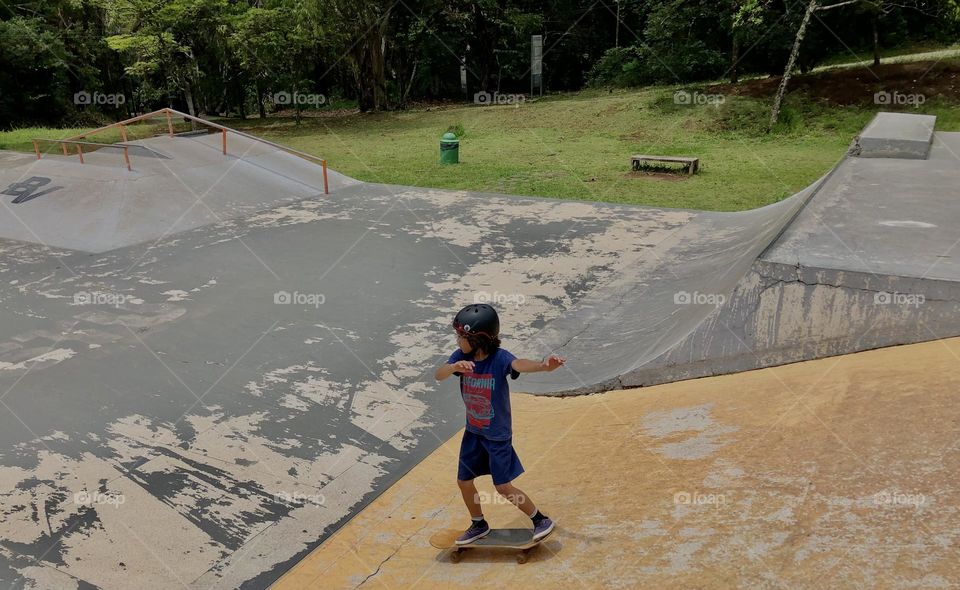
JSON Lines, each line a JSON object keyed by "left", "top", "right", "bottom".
{"left": 631, "top": 155, "right": 700, "bottom": 176}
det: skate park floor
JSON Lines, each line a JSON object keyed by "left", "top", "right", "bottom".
{"left": 0, "top": 134, "right": 708, "bottom": 589}
{"left": 272, "top": 338, "right": 960, "bottom": 590}
{"left": 2, "top": 112, "right": 960, "bottom": 589}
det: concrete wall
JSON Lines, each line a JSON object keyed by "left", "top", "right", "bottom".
{"left": 620, "top": 260, "right": 960, "bottom": 388}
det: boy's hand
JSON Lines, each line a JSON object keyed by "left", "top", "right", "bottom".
{"left": 543, "top": 355, "right": 565, "bottom": 371}
{"left": 435, "top": 359, "right": 475, "bottom": 381}
{"left": 511, "top": 356, "right": 566, "bottom": 374}
{"left": 452, "top": 360, "right": 475, "bottom": 373}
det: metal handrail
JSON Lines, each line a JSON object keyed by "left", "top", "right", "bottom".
{"left": 32, "top": 138, "right": 134, "bottom": 171}
{"left": 48, "top": 108, "right": 330, "bottom": 193}
{"left": 160, "top": 109, "right": 329, "bottom": 193}
{"left": 163, "top": 109, "right": 328, "bottom": 164}
{"left": 35, "top": 139, "right": 146, "bottom": 149}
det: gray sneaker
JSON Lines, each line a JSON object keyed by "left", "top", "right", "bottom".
{"left": 532, "top": 517, "right": 555, "bottom": 541}
{"left": 455, "top": 520, "right": 490, "bottom": 545}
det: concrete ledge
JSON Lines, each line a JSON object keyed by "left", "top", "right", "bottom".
{"left": 853, "top": 112, "right": 936, "bottom": 159}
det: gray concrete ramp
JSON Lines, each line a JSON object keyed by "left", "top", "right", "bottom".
{"left": 0, "top": 132, "right": 357, "bottom": 253}
{"left": 524, "top": 112, "right": 960, "bottom": 394}
{"left": 522, "top": 177, "right": 825, "bottom": 393}
{"left": 0, "top": 180, "right": 694, "bottom": 589}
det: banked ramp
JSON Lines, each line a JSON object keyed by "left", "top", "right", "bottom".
{"left": 525, "top": 112, "right": 960, "bottom": 395}
{"left": 0, "top": 110, "right": 357, "bottom": 253}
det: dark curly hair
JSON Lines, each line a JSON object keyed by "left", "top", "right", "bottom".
{"left": 464, "top": 333, "right": 501, "bottom": 357}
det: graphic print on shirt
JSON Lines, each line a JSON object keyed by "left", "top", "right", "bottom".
{"left": 461, "top": 372, "right": 495, "bottom": 429}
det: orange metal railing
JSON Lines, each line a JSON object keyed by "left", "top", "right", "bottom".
{"left": 32, "top": 139, "right": 133, "bottom": 171}
{"left": 32, "top": 108, "right": 330, "bottom": 194}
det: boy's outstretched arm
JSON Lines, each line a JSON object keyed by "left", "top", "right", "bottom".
{"left": 512, "top": 355, "right": 566, "bottom": 373}
{"left": 435, "top": 360, "right": 475, "bottom": 381}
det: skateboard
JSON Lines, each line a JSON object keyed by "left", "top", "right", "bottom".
{"left": 429, "top": 528, "right": 544, "bottom": 564}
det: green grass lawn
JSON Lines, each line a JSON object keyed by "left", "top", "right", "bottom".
{"left": 227, "top": 88, "right": 869, "bottom": 211}
{"left": 3, "top": 79, "right": 958, "bottom": 212}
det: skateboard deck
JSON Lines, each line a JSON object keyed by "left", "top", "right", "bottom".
{"left": 430, "top": 528, "right": 543, "bottom": 563}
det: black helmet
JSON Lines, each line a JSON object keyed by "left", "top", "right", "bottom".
{"left": 453, "top": 304, "right": 500, "bottom": 339}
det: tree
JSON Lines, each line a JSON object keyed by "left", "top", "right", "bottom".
{"left": 231, "top": 5, "right": 315, "bottom": 120}
{"left": 308, "top": 0, "right": 392, "bottom": 112}
{"left": 768, "top": 0, "right": 819, "bottom": 128}
{"left": 767, "top": 0, "right": 944, "bottom": 127}
{"left": 105, "top": 0, "right": 238, "bottom": 117}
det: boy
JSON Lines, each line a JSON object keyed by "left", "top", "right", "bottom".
{"left": 434, "top": 303, "right": 565, "bottom": 545}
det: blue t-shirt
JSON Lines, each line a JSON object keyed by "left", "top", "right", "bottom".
{"left": 447, "top": 348, "right": 518, "bottom": 441}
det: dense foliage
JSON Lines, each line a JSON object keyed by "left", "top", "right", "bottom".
{"left": 1, "top": 0, "right": 957, "bottom": 128}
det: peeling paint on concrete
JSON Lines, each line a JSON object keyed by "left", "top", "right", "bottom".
{"left": 0, "top": 145, "right": 706, "bottom": 588}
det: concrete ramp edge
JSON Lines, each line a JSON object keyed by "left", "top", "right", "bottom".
{"left": 521, "top": 169, "right": 835, "bottom": 395}
{"left": 523, "top": 111, "right": 960, "bottom": 396}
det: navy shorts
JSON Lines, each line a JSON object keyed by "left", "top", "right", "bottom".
{"left": 457, "top": 430, "right": 525, "bottom": 485}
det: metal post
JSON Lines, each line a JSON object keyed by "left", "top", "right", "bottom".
{"left": 166, "top": 110, "right": 174, "bottom": 137}
{"left": 123, "top": 146, "right": 132, "bottom": 171}
{"left": 531, "top": 35, "right": 543, "bottom": 98}
{"left": 120, "top": 124, "right": 128, "bottom": 143}
{"left": 222, "top": 129, "right": 227, "bottom": 155}
{"left": 322, "top": 160, "right": 329, "bottom": 195}
{"left": 32, "top": 140, "right": 40, "bottom": 160}
{"left": 76, "top": 144, "right": 84, "bottom": 164}
{"left": 61, "top": 143, "right": 69, "bottom": 156}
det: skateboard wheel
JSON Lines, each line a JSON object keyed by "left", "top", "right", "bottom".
{"left": 516, "top": 553, "right": 528, "bottom": 564}
{"left": 450, "top": 550, "right": 462, "bottom": 563}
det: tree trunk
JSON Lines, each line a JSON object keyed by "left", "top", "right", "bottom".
{"left": 399, "top": 60, "right": 418, "bottom": 108}
{"left": 353, "top": 5, "right": 390, "bottom": 111}
{"left": 256, "top": 79, "right": 266, "bottom": 119}
{"left": 769, "top": 0, "right": 818, "bottom": 129}
{"left": 471, "top": 3, "right": 497, "bottom": 92}
{"left": 615, "top": 0, "right": 620, "bottom": 48}
{"left": 872, "top": 15, "right": 880, "bottom": 66}
{"left": 294, "top": 84, "right": 302, "bottom": 125}
{"left": 184, "top": 80, "right": 198, "bottom": 130}
{"left": 730, "top": 35, "right": 740, "bottom": 84}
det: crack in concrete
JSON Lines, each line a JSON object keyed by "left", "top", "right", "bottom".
{"left": 755, "top": 264, "right": 960, "bottom": 303}
{"left": 353, "top": 514, "right": 438, "bottom": 589}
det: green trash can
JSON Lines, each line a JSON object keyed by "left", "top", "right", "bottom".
{"left": 439, "top": 132, "right": 459, "bottom": 164}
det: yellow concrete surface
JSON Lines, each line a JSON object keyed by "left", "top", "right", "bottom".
{"left": 272, "top": 339, "right": 960, "bottom": 589}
